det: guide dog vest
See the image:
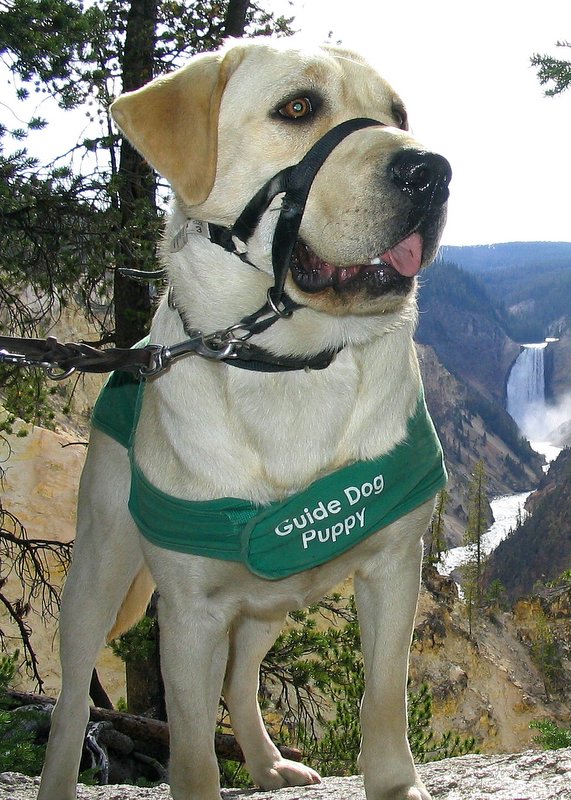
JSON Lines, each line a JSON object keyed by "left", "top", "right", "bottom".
{"left": 92, "top": 370, "right": 446, "bottom": 580}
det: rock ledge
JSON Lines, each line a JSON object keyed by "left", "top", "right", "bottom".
{"left": 3, "top": 748, "right": 571, "bottom": 800}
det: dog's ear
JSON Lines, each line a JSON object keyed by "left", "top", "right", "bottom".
{"left": 110, "top": 47, "right": 245, "bottom": 206}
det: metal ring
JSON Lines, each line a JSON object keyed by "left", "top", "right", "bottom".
{"left": 266, "top": 289, "right": 294, "bottom": 319}
{"left": 45, "top": 365, "right": 76, "bottom": 381}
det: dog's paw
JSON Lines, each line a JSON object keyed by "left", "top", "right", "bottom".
{"left": 404, "top": 788, "right": 431, "bottom": 800}
{"left": 255, "top": 758, "right": 321, "bottom": 790}
{"left": 368, "top": 783, "right": 431, "bottom": 800}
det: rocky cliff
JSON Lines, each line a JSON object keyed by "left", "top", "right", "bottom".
{"left": 549, "top": 330, "right": 571, "bottom": 402}
{"left": 412, "top": 567, "right": 571, "bottom": 755}
{"left": 485, "top": 447, "right": 571, "bottom": 601}
{"left": 0, "top": 411, "right": 125, "bottom": 702}
{"left": 419, "top": 345, "right": 541, "bottom": 545}
{"left": 416, "top": 261, "right": 544, "bottom": 544}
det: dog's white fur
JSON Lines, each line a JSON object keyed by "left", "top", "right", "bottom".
{"left": 38, "top": 38, "right": 448, "bottom": 800}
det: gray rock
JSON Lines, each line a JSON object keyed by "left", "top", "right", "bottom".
{"left": 2, "top": 749, "right": 571, "bottom": 800}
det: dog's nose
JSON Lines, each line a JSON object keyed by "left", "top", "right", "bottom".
{"left": 390, "top": 150, "right": 451, "bottom": 208}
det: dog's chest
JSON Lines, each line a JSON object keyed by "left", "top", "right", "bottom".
{"left": 134, "top": 352, "right": 384, "bottom": 503}
{"left": 225, "top": 365, "right": 361, "bottom": 488}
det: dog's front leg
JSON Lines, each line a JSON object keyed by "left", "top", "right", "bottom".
{"left": 224, "top": 614, "right": 321, "bottom": 790}
{"left": 355, "top": 502, "right": 434, "bottom": 800}
{"left": 157, "top": 589, "right": 230, "bottom": 800}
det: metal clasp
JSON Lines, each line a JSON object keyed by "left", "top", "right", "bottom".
{"left": 138, "top": 345, "right": 172, "bottom": 378}
{"left": 0, "top": 348, "right": 75, "bottom": 380}
{"left": 194, "top": 337, "right": 237, "bottom": 360}
{"left": 0, "top": 348, "right": 34, "bottom": 367}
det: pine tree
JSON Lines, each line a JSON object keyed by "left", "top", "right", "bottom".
{"left": 461, "top": 460, "right": 488, "bottom": 634}
{"left": 425, "top": 489, "right": 449, "bottom": 566}
{"left": 0, "top": 0, "right": 293, "bottom": 347}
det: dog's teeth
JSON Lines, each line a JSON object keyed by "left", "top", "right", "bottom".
{"left": 369, "top": 257, "right": 382, "bottom": 265}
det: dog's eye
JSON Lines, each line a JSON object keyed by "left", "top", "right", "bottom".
{"left": 278, "top": 97, "right": 313, "bottom": 120}
{"left": 392, "top": 101, "right": 409, "bottom": 131}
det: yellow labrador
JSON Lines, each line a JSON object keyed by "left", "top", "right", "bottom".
{"left": 39, "top": 38, "right": 450, "bottom": 800}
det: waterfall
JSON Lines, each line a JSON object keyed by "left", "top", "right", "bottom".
{"left": 506, "top": 344, "right": 546, "bottom": 436}
{"left": 506, "top": 343, "right": 549, "bottom": 441}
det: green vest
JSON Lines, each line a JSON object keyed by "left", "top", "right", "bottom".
{"left": 92, "top": 369, "right": 446, "bottom": 580}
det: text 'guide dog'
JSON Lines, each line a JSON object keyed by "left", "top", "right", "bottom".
{"left": 38, "top": 36, "right": 451, "bottom": 800}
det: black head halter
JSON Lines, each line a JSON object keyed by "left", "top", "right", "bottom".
{"left": 227, "top": 117, "right": 382, "bottom": 313}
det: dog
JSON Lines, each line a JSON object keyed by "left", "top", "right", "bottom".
{"left": 38, "top": 37, "right": 450, "bottom": 800}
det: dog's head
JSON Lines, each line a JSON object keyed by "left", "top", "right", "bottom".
{"left": 111, "top": 38, "right": 450, "bottom": 319}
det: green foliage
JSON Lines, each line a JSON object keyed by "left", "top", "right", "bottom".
{"left": 528, "top": 609, "right": 567, "bottom": 701}
{"left": 461, "top": 460, "right": 489, "bottom": 631}
{"left": 425, "top": 489, "right": 449, "bottom": 566}
{"left": 109, "top": 615, "right": 157, "bottom": 663}
{"left": 0, "top": 653, "right": 46, "bottom": 775}
{"left": 407, "top": 684, "right": 476, "bottom": 764}
{"left": 0, "top": 368, "right": 55, "bottom": 429}
{"left": 0, "top": 652, "right": 18, "bottom": 690}
{"left": 530, "top": 719, "right": 571, "bottom": 749}
{"left": 485, "top": 578, "right": 508, "bottom": 609}
{"left": 531, "top": 40, "right": 571, "bottom": 96}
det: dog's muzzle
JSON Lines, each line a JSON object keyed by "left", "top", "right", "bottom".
{"left": 230, "top": 118, "right": 383, "bottom": 310}
{"left": 227, "top": 119, "right": 451, "bottom": 310}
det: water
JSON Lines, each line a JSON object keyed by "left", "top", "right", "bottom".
{"left": 531, "top": 441, "right": 563, "bottom": 472}
{"left": 439, "top": 491, "right": 531, "bottom": 576}
{"left": 506, "top": 343, "right": 547, "bottom": 439}
{"left": 439, "top": 340, "right": 566, "bottom": 578}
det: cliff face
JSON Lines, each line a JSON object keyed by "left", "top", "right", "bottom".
{"left": 415, "top": 261, "right": 544, "bottom": 544}
{"left": 419, "top": 345, "right": 541, "bottom": 545}
{"left": 412, "top": 568, "right": 571, "bottom": 755}
{"left": 485, "top": 447, "right": 571, "bottom": 601}
{"left": 416, "top": 261, "right": 521, "bottom": 406}
{"left": 0, "top": 411, "right": 126, "bottom": 702}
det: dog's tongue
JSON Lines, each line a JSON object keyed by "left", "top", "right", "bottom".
{"left": 380, "top": 232, "right": 423, "bottom": 277}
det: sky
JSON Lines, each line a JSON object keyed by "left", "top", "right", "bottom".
{"left": 8, "top": 0, "right": 570, "bottom": 247}
{"left": 271, "top": 0, "right": 571, "bottom": 246}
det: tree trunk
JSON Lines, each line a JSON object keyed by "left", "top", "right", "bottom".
{"left": 223, "top": 0, "right": 250, "bottom": 37}
{"left": 113, "top": 0, "right": 159, "bottom": 347}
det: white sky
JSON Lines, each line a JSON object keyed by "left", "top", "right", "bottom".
{"left": 274, "top": 0, "right": 571, "bottom": 246}
{"left": 8, "top": 0, "right": 570, "bottom": 247}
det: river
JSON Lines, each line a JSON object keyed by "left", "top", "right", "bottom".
{"left": 438, "top": 441, "right": 562, "bottom": 578}
{"left": 439, "top": 491, "right": 532, "bottom": 576}
{"left": 438, "top": 338, "right": 564, "bottom": 578}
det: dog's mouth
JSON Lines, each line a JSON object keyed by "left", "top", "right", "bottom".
{"left": 290, "top": 231, "right": 423, "bottom": 296}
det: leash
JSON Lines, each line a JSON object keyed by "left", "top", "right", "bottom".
{"left": 0, "top": 318, "right": 337, "bottom": 380}
{"left": 0, "top": 118, "right": 382, "bottom": 381}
